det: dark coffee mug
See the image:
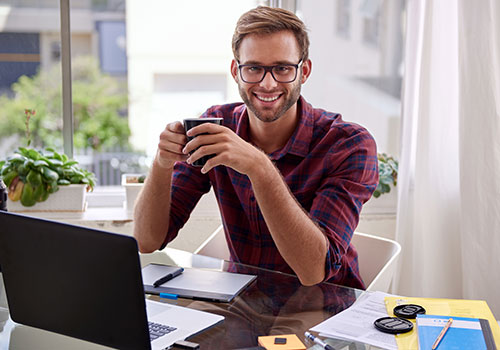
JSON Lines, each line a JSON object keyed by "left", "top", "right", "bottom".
{"left": 183, "top": 117, "right": 223, "bottom": 167}
{"left": 0, "top": 179, "right": 7, "bottom": 211}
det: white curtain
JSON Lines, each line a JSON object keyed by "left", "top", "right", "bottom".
{"left": 458, "top": 1, "right": 500, "bottom": 315}
{"left": 395, "top": 0, "right": 500, "bottom": 316}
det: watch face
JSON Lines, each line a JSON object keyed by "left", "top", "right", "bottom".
{"left": 393, "top": 304, "right": 426, "bottom": 319}
{"left": 374, "top": 316, "right": 414, "bottom": 334}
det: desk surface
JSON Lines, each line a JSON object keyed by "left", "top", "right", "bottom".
{"left": 0, "top": 248, "right": 380, "bottom": 350}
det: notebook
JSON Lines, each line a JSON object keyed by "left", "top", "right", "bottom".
{"left": 416, "top": 314, "right": 497, "bottom": 350}
{"left": 142, "top": 263, "right": 257, "bottom": 302}
{"left": 0, "top": 211, "right": 224, "bottom": 350}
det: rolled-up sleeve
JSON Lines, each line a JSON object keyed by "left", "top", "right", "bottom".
{"left": 309, "top": 127, "right": 378, "bottom": 284}
{"left": 161, "top": 161, "right": 212, "bottom": 248}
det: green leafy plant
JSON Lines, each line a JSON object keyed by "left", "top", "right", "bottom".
{"left": 373, "top": 153, "right": 398, "bottom": 198}
{"left": 0, "top": 110, "right": 97, "bottom": 207}
{"left": 0, "top": 56, "right": 129, "bottom": 151}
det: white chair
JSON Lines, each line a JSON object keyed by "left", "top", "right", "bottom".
{"left": 194, "top": 226, "right": 401, "bottom": 292}
{"left": 194, "top": 225, "right": 230, "bottom": 260}
{"left": 351, "top": 231, "right": 401, "bottom": 292}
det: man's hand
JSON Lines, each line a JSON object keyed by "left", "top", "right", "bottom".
{"left": 156, "top": 121, "right": 189, "bottom": 169}
{"left": 183, "top": 122, "right": 267, "bottom": 175}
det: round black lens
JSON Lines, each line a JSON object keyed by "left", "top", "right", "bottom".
{"left": 374, "top": 317, "right": 414, "bottom": 334}
{"left": 393, "top": 304, "right": 426, "bottom": 319}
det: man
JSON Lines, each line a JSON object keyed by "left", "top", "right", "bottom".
{"left": 134, "top": 6, "right": 378, "bottom": 288}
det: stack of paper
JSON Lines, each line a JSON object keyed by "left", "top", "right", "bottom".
{"left": 310, "top": 291, "right": 397, "bottom": 350}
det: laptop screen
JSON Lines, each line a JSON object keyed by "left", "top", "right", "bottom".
{"left": 0, "top": 211, "right": 151, "bottom": 349}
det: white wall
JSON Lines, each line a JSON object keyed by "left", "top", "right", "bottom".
{"left": 303, "top": 75, "right": 400, "bottom": 155}
{"left": 126, "top": 0, "right": 258, "bottom": 153}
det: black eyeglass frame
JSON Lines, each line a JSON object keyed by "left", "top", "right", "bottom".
{"left": 237, "top": 60, "right": 303, "bottom": 84}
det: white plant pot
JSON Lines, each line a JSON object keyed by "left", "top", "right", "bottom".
{"left": 8, "top": 184, "right": 88, "bottom": 212}
{"left": 122, "top": 174, "right": 145, "bottom": 212}
{"left": 361, "top": 189, "right": 398, "bottom": 215}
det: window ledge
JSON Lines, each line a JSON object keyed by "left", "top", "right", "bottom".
{"left": 86, "top": 185, "right": 126, "bottom": 208}
{"left": 361, "top": 190, "right": 397, "bottom": 215}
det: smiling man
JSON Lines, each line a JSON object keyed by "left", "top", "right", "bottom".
{"left": 134, "top": 6, "right": 378, "bottom": 288}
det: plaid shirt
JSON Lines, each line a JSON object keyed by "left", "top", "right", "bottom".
{"left": 165, "top": 96, "right": 378, "bottom": 289}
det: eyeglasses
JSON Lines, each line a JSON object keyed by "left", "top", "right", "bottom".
{"left": 237, "top": 60, "right": 303, "bottom": 84}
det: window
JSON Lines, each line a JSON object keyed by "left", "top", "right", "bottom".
{"left": 336, "top": 0, "right": 351, "bottom": 37}
{"left": 360, "top": 0, "right": 381, "bottom": 47}
{"left": 299, "top": 0, "right": 405, "bottom": 157}
{"left": 0, "top": 0, "right": 261, "bottom": 190}
{"left": 0, "top": 2, "right": 63, "bottom": 156}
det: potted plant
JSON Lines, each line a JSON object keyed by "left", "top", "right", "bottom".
{"left": 0, "top": 109, "right": 96, "bottom": 211}
{"left": 122, "top": 173, "right": 146, "bottom": 212}
{"left": 373, "top": 153, "right": 398, "bottom": 198}
{"left": 360, "top": 153, "right": 398, "bottom": 216}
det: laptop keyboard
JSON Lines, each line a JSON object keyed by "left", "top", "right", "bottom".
{"left": 148, "top": 321, "right": 177, "bottom": 340}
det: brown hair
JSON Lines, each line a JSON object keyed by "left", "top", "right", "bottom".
{"left": 232, "top": 6, "right": 310, "bottom": 62}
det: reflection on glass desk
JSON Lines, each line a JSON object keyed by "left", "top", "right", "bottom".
{"left": 0, "top": 248, "right": 383, "bottom": 350}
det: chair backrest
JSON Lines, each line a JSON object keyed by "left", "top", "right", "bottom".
{"left": 194, "top": 226, "right": 401, "bottom": 292}
{"left": 352, "top": 231, "right": 401, "bottom": 292}
{"left": 194, "top": 225, "right": 230, "bottom": 260}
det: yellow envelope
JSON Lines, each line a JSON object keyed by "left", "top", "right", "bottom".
{"left": 384, "top": 296, "right": 500, "bottom": 350}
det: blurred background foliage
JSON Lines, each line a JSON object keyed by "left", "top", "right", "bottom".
{"left": 0, "top": 56, "right": 130, "bottom": 152}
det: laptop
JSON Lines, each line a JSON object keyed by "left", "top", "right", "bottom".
{"left": 0, "top": 211, "right": 224, "bottom": 350}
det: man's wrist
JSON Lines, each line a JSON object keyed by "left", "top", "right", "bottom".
{"left": 149, "top": 157, "right": 176, "bottom": 185}
{"left": 247, "top": 152, "right": 280, "bottom": 186}
{"left": 153, "top": 154, "right": 176, "bottom": 171}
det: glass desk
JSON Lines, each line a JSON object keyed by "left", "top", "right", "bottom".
{"left": 0, "top": 248, "right": 381, "bottom": 349}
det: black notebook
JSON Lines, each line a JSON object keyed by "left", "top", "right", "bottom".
{"left": 142, "top": 263, "right": 256, "bottom": 302}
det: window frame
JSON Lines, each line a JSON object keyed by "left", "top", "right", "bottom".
{"left": 60, "top": 0, "right": 74, "bottom": 159}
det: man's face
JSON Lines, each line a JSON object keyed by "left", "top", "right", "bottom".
{"left": 231, "top": 31, "right": 311, "bottom": 123}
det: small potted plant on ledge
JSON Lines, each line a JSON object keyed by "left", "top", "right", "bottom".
{"left": 361, "top": 153, "right": 399, "bottom": 215}
{"left": 122, "top": 173, "right": 146, "bottom": 212}
{"left": 0, "top": 109, "right": 96, "bottom": 212}
{"left": 373, "top": 153, "right": 398, "bottom": 198}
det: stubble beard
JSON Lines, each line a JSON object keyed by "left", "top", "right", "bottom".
{"left": 239, "top": 80, "right": 302, "bottom": 123}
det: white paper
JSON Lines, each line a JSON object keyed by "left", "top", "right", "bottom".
{"left": 310, "top": 291, "right": 398, "bottom": 350}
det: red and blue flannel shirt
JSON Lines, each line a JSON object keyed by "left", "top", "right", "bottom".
{"left": 165, "top": 96, "right": 378, "bottom": 289}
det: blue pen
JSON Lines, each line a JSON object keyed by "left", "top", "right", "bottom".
{"left": 159, "top": 293, "right": 178, "bottom": 300}
{"left": 305, "top": 332, "right": 335, "bottom": 350}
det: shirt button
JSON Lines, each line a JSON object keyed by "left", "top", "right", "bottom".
{"left": 250, "top": 196, "right": 255, "bottom": 202}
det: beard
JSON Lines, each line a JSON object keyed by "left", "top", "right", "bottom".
{"left": 238, "top": 78, "right": 302, "bottom": 123}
